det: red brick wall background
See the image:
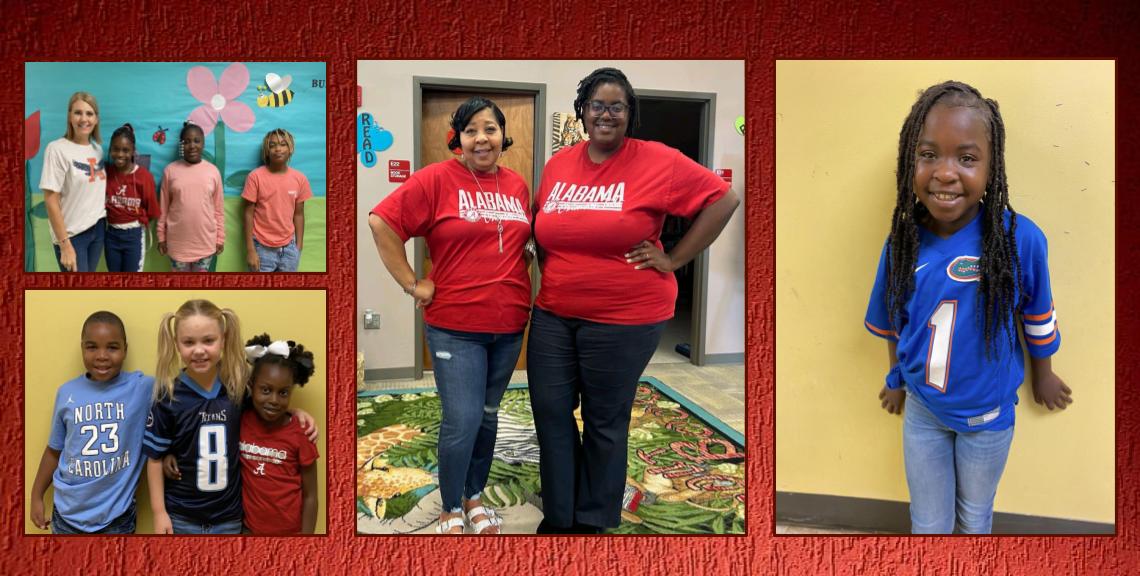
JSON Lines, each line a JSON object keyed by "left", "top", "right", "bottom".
{"left": 1, "top": 1, "right": 1134, "bottom": 573}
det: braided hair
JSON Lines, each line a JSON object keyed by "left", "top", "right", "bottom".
{"left": 884, "top": 80, "right": 1023, "bottom": 362}
{"left": 111, "top": 123, "right": 136, "bottom": 146}
{"left": 573, "top": 67, "right": 640, "bottom": 138}
{"left": 245, "top": 333, "right": 316, "bottom": 387}
{"left": 261, "top": 127, "right": 296, "bottom": 165}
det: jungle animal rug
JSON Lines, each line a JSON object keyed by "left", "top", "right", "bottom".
{"left": 356, "top": 377, "right": 745, "bottom": 534}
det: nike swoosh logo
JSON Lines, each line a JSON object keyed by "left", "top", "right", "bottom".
{"left": 915, "top": 263, "right": 929, "bottom": 272}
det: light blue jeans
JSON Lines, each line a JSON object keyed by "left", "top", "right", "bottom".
{"left": 903, "top": 387, "right": 1015, "bottom": 534}
{"left": 250, "top": 235, "right": 302, "bottom": 272}
{"left": 425, "top": 323, "right": 525, "bottom": 513}
{"left": 168, "top": 511, "right": 243, "bottom": 535}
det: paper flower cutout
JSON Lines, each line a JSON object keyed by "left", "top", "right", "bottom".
{"left": 186, "top": 63, "right": 255, "bottom": 136}
{"left": 25, "top": 111, "right": 40, "bottom": 161}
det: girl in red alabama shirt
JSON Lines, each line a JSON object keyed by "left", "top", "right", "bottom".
{"left": 103, "top": 124, "right": 160, "bottom": 272}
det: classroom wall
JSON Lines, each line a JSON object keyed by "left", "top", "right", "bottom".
{"left": 24, "top": 290, "right": 328, "bottom": 534}
{"left": 356, "top": 60, "right": 746, "bottom": 370}
{"left": 775, "top": 60, "right": 1115, "bottom": 523}
{"left": 24, "top": 62, "right": 327, "bottom": 272}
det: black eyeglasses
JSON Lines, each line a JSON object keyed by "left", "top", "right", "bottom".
{"left": 588, "top": 101, "right": 628, "bottom": 119}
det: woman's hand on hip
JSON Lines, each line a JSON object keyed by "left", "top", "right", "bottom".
{"left": 626, "top": 240, "right": 675, "bottom": 272}
{"left": 413, "top": 279, "right": 436, "bottom": 309}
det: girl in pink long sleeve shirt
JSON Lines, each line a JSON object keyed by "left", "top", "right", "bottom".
{"left": 157, "top": 122, "right": 225, "bottom": 272}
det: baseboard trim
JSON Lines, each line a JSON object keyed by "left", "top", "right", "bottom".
{"left": 363, "top": 367, "right": 416, "bottom": 382}
{"left": 703, "top": 352, "right": 744, "bottom": 365}
{"left": 775, "top": 491, "right": 1114, "bottom": 535}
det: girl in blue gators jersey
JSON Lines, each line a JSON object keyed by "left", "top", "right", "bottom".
{"left": 865, "top": 81, "right": 1071, "bottom": 534}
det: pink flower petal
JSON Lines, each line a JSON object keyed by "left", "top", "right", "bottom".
{"left": 219, "top": 100, "right": 256, "bottom": 133}
{"left": 187, "top": 66, "right": 219, "bottom": 105}
{"left": 187, "top": 105, "right": 219, "bottom": 137}
{"left": 218, "top": 62, "right": 250, "bottom": 101}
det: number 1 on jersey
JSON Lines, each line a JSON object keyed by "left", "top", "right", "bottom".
{"left": 925, "top": 300, "right": 957, "bottom": 392}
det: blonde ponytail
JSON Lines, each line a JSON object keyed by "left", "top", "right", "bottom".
{"left": 218, "top": 308, "right": 248, "bottom": 404}
{"left": 154, "top": 312, "right": 180, "bottom": 403}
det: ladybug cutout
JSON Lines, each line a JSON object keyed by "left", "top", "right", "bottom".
{"left": 153, "top": 126, "right": 169, "bottom": 145}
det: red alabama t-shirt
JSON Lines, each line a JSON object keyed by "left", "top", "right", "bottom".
{"left": 239, "top": 410, "right": 320, "bottom": 534}
{"left": 534, "top": 138, "right": 729, "bottom": 324}
{"left": 372, "top": 159, "right": 532, "bottom": 333}
{"left": 105, "top": 164, "right": 161, "bottom": 226}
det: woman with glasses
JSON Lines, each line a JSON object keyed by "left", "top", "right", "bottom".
{"left": 528, "top": 67, "right": 740, "bottom": 533}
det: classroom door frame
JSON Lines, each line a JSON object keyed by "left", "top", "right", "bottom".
{"left": 410, "top": 76, "right": 547, "bottom": 380}
{"left": 638, "top": 88, "right": 717, "bottom": 366}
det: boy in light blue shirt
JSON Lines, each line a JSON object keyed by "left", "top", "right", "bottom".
{"left": 30, "top": 311, "right": 154, "bottom": 534}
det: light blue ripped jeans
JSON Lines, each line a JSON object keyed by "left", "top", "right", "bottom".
{"left": 425, "top": 323, "right": 525, "bottom": 513}
{"left": 903, "top": 387, "right": 1015, "bottom": 534}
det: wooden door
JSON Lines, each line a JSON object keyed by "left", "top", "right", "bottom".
{"left": 420, "top": 90, "right": 535, "bottom": 371}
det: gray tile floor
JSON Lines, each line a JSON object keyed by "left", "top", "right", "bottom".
{"left": 361, "top": 362, "right": 745, "bottom": 436}
{"left": 776, "top": 523, "right": 883, "bottom": 535}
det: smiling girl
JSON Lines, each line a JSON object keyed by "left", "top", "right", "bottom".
{"left": 104, "top": 124, "right": 160, "bottom": 272}
{"left": 157, "top": 121, "right": 225, "bottom": 272}
{"left": 864, "top": 81, "right": 1069, "bottom": 534}
{"left": 40, "top": 92, "right": 108, "bottom": 272}
{"left": 241, "top": 128, "right": 312, "bottom": 272}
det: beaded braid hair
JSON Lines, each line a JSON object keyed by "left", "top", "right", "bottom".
{"left": 573, "top": 67, "right": 640, "bottom": 138}
{"left": 261, "top": 128, "right": 296, "bottom": 165}
{"left": 245, "top": 333, "right": 316, "bottom": 387}
{"left": 179, "top": 121, "right": 203, "bottom": 158}
{"left": 884, "top": 80, "right": 1024, "bottom": 362}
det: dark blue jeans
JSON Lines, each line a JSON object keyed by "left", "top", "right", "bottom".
{"left": 104, "top": 225, "right": 145, "bottom": 272}
{"left": 53, "top": 218, "right": 105, "bottom": 272}
{"left": 526, "top": 306, "right": 665, "bottom": 529}
{"left": 425, "top": 323, "right": 525, "bottom": 513}
{"left": 51, "top": 499, "right": 136, "bottom": 534}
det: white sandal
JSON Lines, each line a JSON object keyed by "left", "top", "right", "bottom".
{"left": 464, "top": 505, "right": 503, "bottom": 535}
{"left": 435, "top": 515, "right": 465, "bottom": 535}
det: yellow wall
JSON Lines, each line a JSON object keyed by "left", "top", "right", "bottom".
{"left": 775, "top": 61, "right": 1115, "bottom": 523}
{"left": 24, "top": 290, "right": 328, "bottom": 534}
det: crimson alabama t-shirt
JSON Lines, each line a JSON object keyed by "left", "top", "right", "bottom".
{"left": 371, "top": 158, "right": 532, "bottom": 333}
{"left": 534, "top": 138, "right": 729, "bottom": 324}
{"left": 239, "top": 410, "right": 320, "bottom": 534}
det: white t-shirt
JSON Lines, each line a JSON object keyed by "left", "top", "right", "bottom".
{"left": 39, "top": 138, "right": 108, "bottom": 243}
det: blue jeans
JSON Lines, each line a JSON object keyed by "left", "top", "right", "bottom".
{"left": 425, "top": 323, "right": 525, "bottom": 513}
{"left": 526, "top": 307, "right": 666, "bottom": 529}
{"left": 250, "top": 235, "right": 301, "bottom": 272}
{"left": 51, "top": 499, "right": 136, "bottom": 534}
{"left": 903, "top": 388, "right": 1015, "bottom": 534}
{"left": 53, "top": 218, "right": 105, "bottom": 272}
{"left": 168, "top": 511, "right": 243, "bottom": 534}
{"left": 104, "top": 225, "right": 145, "bottom": 272}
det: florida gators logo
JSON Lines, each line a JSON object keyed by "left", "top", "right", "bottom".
{"left": 947, "top": 256, "right": 980, "bottom": 282}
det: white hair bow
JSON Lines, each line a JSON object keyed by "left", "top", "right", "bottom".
{"left": 245, "top": 340, "right": 291, "bottom": 362}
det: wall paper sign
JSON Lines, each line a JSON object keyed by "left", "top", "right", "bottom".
{"left": 716, "top": 168, "right": 732, "bottom": 183}
{"left": 389, "top": 159, "right": 410, "bottom": 182}
{"left": 358, "top": 113, "right": 378, "bottom": 167}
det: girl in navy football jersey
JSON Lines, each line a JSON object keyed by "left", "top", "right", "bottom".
{"left": 865, "top": 81, "right": 1071, "bottom": 534}
{"left": 143, "top": 299, "right": 317, "bottom": 534}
